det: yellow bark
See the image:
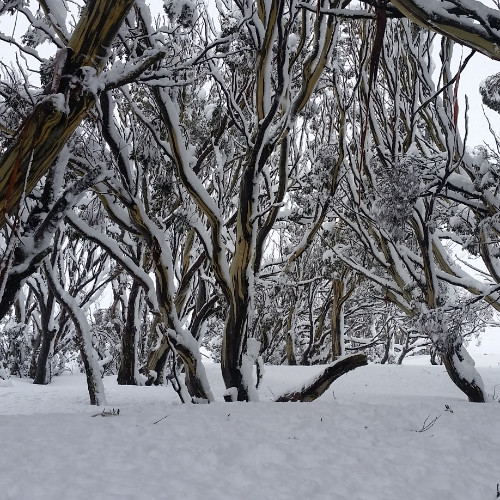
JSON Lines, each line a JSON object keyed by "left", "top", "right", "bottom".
{"left": 0, "top": 0, "right": 135, "bottom": 228}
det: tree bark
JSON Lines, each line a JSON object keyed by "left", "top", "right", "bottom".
{"left": 331, "top": 279, "right": 345, "bottom": 360}
{"left": 221, "top": 161, "right": 256, "bottom": 402}
{"left": 285, "top": 297, "right": 297, "bottom": 365}
{"left": 43, "top": 265, "right": 106, "bottom": 406}
{"left": 29, "top": 332, "right": 41, "bottom": 379}
{"left": 152, "top": 245, "right": 213, "bottom": 402}
{"left": 33, "top": 289, "right": 56, "bottom": 385}
{"left": 441, "top": 345, "right": 486, "bottom": 403}
{"left": 222, "top": 304, "right": 250, "bottom": 401}
{"left": 390, "top": 0, "right": 500, "bottom": 61}
{"left": 117, "top": 280, "right": 141, "bottom": 385}
{"left": 430, "top": 347, "right": 440, "bottom": 365}
{"left": 33, "top": 329, "right": 55, "bottom": 385}
{"left": 0, "top": 0, "right": 134, "bottom": 228}
{"left": 380, "top": 332, "right": 392, "bottom": 364}
{"left": 285, "top": 331, "right": 297, "bottom": 366}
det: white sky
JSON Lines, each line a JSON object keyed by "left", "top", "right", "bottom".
{"left": 452, "top": 48, "right": 500, "bottom": 148}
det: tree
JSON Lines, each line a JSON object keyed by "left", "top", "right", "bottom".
{"left": 322, "top": 18, "right": 494, "bottom": 401}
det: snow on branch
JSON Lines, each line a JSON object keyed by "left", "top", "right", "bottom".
{"left": 390, "top": 0, "right": 500, "bottom": 60}
{"left": 480, "top": 72, "right": 500, "bottom": 115}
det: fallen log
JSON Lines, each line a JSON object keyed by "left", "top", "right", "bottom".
{"left": 275, "top": 353, "right": 368, "bottom": 403}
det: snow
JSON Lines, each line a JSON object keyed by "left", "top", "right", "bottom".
{"left": 1, "top": 355, "right": 499, "bottom": 500}
{"left": 46, "top": 93, "right": 68, "bottom": 114}
{"left": 44, "top": 0, "right": 68, "bottom": 37}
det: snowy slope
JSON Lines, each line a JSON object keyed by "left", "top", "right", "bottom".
{"left": 0, "top": 361, "right": 499, "bottom": 500}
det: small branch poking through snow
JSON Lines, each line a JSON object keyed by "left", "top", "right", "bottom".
{"left": 153, "top": 414, "right": 170, "bottom": 425}
{"left": 91, "top": 408, "right": 120, "bottom": 417}
{"left": 414, "top": 414, "right": 441, "bottom": 433}
{"left": 414, "top": 405, "right": 454, "bottom": 432}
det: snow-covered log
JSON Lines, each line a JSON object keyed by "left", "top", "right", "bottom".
{"left": 442, "top": 345, "right": 486, "bottom": 403}
{"left": 275, "top": 354, "right": 368, "bottom": 403}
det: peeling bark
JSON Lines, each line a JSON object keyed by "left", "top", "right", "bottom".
{"left": 0, "top": 0, "right": 134, "bottom": 228}
{"left": 390, "top": 0, "right": 500, "bottom": 61}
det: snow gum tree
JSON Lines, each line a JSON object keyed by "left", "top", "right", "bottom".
{"left": 321, "top": 18, "right": 495, "bottom": 401}
{"left": 127, "top": 0, "right": 370, "bottom": 401}
{"left": 0, "top": 0, "right": 139, "bottom": 331}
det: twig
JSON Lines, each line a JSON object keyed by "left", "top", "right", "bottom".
{"left": 415, "top": 414, "right": 441, "bottom": 432}
{"left": 91, "top": 408, "right": 120, "bottom": 417}
{"left": 153, "top": 414, "right": 170, "bottom": 425}
{"left": 414, "top": 405, "right": 453, "bottom": 432}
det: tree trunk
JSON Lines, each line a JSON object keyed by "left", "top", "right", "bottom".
{"left": 221, "top": 162, "right": 256, "bottom": 402}
{"left": 441, "top": 344, "right": 485, "bottom": 403}
{"left": 396, "top": 333, "right": 412, "bottom": 365}
{"left": 286, "top": 331, "right": 297, "bottom": 366}
{"left": 78, "top": 334, "right": 106, "bottom": 406}
{"left": 44, "top": 265, "right": 106, "bottom": 405}
{"left": 29, "top": 331, "right": 41, "bottom": 379}
{"left": 331, "top": 279, "right": 346, "bottom": 360}
{"left": 33, "top": 329, "right": 56, "bottom": 385}
{"left": 33, "top": 293, "right": 56, "bottom": 385}
{"left": 380, "top": 332, "right": 392, "bottom": 364}
{"left": 117, "top": 280, "right": 141, "bottom": 385}
{"left": 143, "top": 317, "right": 169, "bottom": 386}
{"left": 152, "top": 248, "right": 213, "bottom": 402}
{"left": 222, "top": 305, "right": 250, "bottom": 402}
{"left": 152, "top": 349, "right": 169, "bottom": 386}
{"left": 0, "top": 0, "right": 135, "bottom": 229}
{"left": 430, "top": 346, "right": 440, "bottom": 365}
{"left": 285, "top": 298, "right": 297, "bottom": 365}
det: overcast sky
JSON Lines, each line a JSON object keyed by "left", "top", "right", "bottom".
{"left": 452, "top": 47, "right": 500, "bottom": 148}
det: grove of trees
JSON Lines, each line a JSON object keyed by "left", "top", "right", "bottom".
{"left": 1, "top": 0, "right": 499, "bottom": 404}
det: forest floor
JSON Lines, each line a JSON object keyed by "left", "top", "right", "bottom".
{"left": 1, "top": 333, "right": 499, "bottom": 500}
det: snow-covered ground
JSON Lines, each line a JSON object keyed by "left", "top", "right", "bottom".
{"left": 1, "top": 335, "right": 499, "bottom": 500}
